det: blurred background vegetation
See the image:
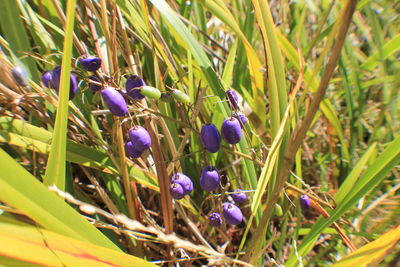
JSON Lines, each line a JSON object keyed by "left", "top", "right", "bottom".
{"left": 0, "top": 0, "right": 399, "bottom": 266}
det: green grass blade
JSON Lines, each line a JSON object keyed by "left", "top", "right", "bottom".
{"left": 0, "top": 148, "right": 120, "bottom": 251}
{"left": 43, "top": 0, "right": 76, "bottom": 190}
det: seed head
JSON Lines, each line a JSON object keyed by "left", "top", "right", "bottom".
{"left": 200, "top": 166, "right": 220, "bottom": 192}
{"left": 200, "top": 123, "right": 221, "bottom": 153}
{"left": 221, "top": 117, "right": 242, "bottom": 144}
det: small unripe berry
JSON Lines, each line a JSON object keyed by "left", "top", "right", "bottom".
{"left": 171, "top": 89, "right": 190, "bottom": 103}
{"left": 200, "top": 123, "right": 221, "bottom": 153}
{"left": 223, "top": 202, "right": 243, "bottom": 225}
{"left": 101, "top": 86, "right": 128, "bottom": 116}
{"left": 128, "top": 126, "right": 152, "bottom": 151}
{"left": 221, "top": 117, "right": 242, "bottom": 144}
{"left": 170, "top": 183, "right": 185, "bottom": 200}
{"left": 274, "top": 204, "right": 283, "bottom": 217}
{"left": 88, "top": 75, "right": 102, "bottom": 92}
{"left": 300, "top": 194, "right": 311, "bottom": 210}
{"left": 11, "top": 66, "right": 28, "bottom": 86}
{"left": 226, "top": 89, "right": 239, "bottom": 110}
{"left": 200, "top": 166, "right": 220, "bottom": 192}
{"left": 79, "top": 56, "right": 102, "bottom": 72}
{"left": 140, "top": 86, "right": 161, "bottom": 100}
{"left": 208, "top": 212, "right": 222, "bottom": 227}
{"left": 126, "top": 75, "right": 146, "bottom": 100}
{"left": 125, "top": 141, "right": 143, "bottom": 158}
{"left": 232, "top": 189, "right": 246, "bottom": 203}
{"left": 171, "top": 173, "right": 193, "bottom": 195}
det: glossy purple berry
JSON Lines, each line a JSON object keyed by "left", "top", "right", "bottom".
{"left": 232, "top": 189, "right": 246, "bottom": 203}
{"left": 200, "top": 123, "right": 221, "bottom": 153}
{"left": 222, "top": 202, "right": 243, "bottom": 225}
{"left": 221, "top": 117, "right": 242, "bottom": 144}
{"left": 300, "top": 194, "right": 311, "bottom": 210}
{"left": 200, "top": 166, "right": 220, "bottom": 192}
{"left": 41, "top": 70, "right": 53, "bottom": 88}
{"left": 88, "top": 75, "right": 102, "bottom": 92}
{"left": 171, "top": 173, "right": 193, "bottom": 195}
{"left": 11, "top": 66, "right": 28, "bottom": 86}
{"left": 79, "top": 56, "right": 102, "bottom": 71}
{"left": 128, "top": 126, "right": 152, "bottom": 151}
{"left": 170, "top": 183, "right": 185, "bottom": 200}
{"left": 208, "top": 212, "right": 222, "bottom": 227}
{"left": 226, "top": 89, "right": 239, "bottom": 110}
{"left": 101, "top": 86, "right": 128, "bottom": 117}
{"left": 125, "top": 141, "right": 143, "bottom": 158}
{"left": 51, "top": 67, "right": 78, "bottom": 100}
{"left": 126, "top": 75, "right": 146, "bottom": 100}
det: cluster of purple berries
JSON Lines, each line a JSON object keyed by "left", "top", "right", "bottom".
{"left": 125, "top": 126, "right": 152, "bottom": 158}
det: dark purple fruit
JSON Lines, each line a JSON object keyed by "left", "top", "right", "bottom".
{"left": 300, "top": 194, "right": 311, "bottom": 210}
{"left": 226, "top": 89, "right": 239, "bottom": 110}
{"left": 232, "top": 189, "right": 246, "bottom": 203}
{"left": 126, "top": 75, "right": 146, "bottom": 100}
{"left": 171, "top": 173, "right": 193, "bottom": 195}
{"left": 41, "top": 70, "right": 53, "bottom": 88}
{"left": 170, "top": 183, "right": 185, "bottom": 200}
{"left": 11, "top": 66, "right": 28, "bottom": 86}
{"left": 101, "top": 86, "right": 128, "bottom": 117}
{"left": 51, "top": 67, "right": 78, "bottom": 100}
{"left": 222, "top": 202, "right": 243, "bottom": 225}
{"left": 200, "top": 166, "right": 220, "bottom": 192}
{"left": 88, "top": 75, "right": 102, "bottom": 92}
{"left": 79, "top": 56, "right": 102, "bottom": 72}
{"left": 200, "top": 123, "right": 221, "bottom": 153}
{"left": 208, "top": 212, "right": 222, "bottom": 227}
{"left": 125, "top": 141, "right": 143, "bottom": 158}
{"left": 221, "top": 117, "right": 242, "bottom": 144}
{"left": 128, "top": 126, "right": 152, "bottom": 151}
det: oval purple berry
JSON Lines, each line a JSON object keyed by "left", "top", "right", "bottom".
{"left": 11, "top": 66, "right": 28, "bottom": 87}
{"left": 300, "top": 194, "right": 311, "bottom": 210}
{"left": 200, "top": 123, "right": 221, "bottom": 153}
{"left": 232, "top": 189, "right": 247, "bottom": 203}
{"left": 41, "top": 70, "right": 54, "bottom": 88}
{"left": 126, "top": 75, "right": 146, "bottom": 100}
{"left": 170, "top": 183, "right": 185, "bottom": 200}
{"left": 221, "top": 117, "right": 242, "bottom": 144}
{"left": 222, "top": 202, "right": 243, "bottom": 225}
{"left": 88, "top": 75, "right": 102, "bottom": 92}
{"left": 101, "top": 86, "right": 128, "bottom": 117}
{"left": 226, "top": 89, "right": 239, "bottom": 110}
{"left": 51, "top": 67, "right": 79, "bottom": 100}
{"left": 208, "top": 212, "right": 222, "bottom": 227}
{"left": 125, "top": 141, "right": 143, "bottom": 158}
{"left": 171, "top": 173, "right": 193, "bottom": 195}
{"left": 200, "top": 166, "right": 220, "bottom": 192}
{"left": 128, "top": 126, "right": 152, "bottom": 151}
{"left": 79, "top": 56, "right": 102, "bottom": 72}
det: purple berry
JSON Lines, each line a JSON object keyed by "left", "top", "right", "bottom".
{"left": 51, "top": 67, "right": 79, "bottom": 100}
{"left": 232, "top": 189, "right": 246, "bottom": 203}
{"left": 235, "top": 114, "right": 247, "bottom": 128}
{"left": 125, "top": 141, "right": 143, "bottom": 158}
{"left": 208, "top": 212, "right": 222, "bottom": 227}
{"left": 88, "top": 75, "right": 102, "bottom": 92}
{"left": 222, "top": 202, "right": 243, "bottom": 225}
{"left": 221, "top": 117, "right": 242, "bottom": 144}
{"left": 126, "top": 75, "right": 146, "bottom": 100}
{"left": 300, "top": 194, "right": 311, "bottom": 210}
{"left": 200, "top": 166, "right": 220, "bottom": 192}
{"left": 128, "top": 126, "right": 152, "bottom": 151}
{"left": 226, "top": 89, "right": 239, "bottom": 110}
{"left": 41, "top": 70, "right": 54, "bottom": 88}
{"left": 170, "top": 183, "right": 185, "bottom": 200}
{"left": 101, "top": 86, "right": 128, "bottom": 116}
{"left": 171, "top": 173, "right": 193, "bottom": 195}
{"left": 200, "top": 123, "right": 221, "bottom": 153}
{"left": 11, "top": 66, "right": 28, "bottom": 86}
{"left": 79, "top": 56, "right": 102, "bottom": 72}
